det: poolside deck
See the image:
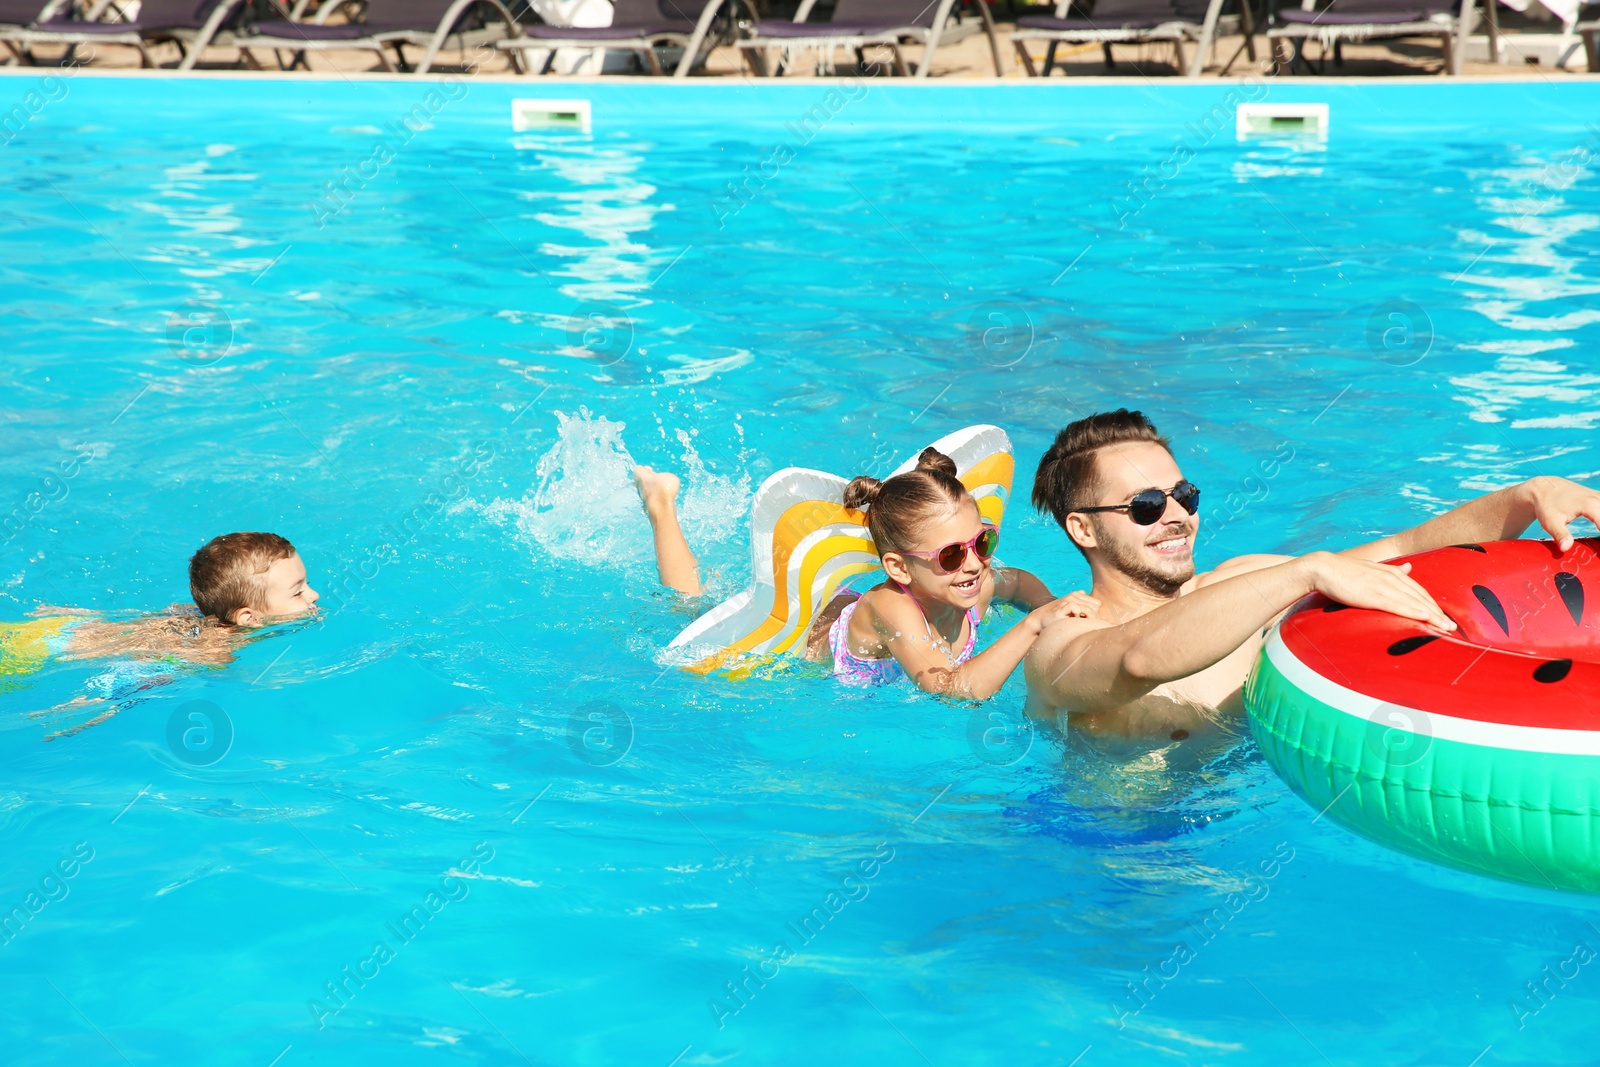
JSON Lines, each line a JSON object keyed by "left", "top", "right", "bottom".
{"left": 14, "top": 21, "right": 1593, "bottom": 78}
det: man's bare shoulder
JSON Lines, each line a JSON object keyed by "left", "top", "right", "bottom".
{"left": 1193, "top": 553, "right": 1294, "bottom": 589}
{"left": 1024, "top": 614, "right": 1114, "bottom": 678}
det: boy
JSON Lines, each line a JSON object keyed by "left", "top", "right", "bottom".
{"left": 3, "top": 532, "right": 318, "bottom": 737}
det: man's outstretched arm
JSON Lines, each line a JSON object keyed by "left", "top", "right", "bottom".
{"left": 1345, "top": 476, "right": 1600, "bottom": 563}
{"left": 1026, "top": 553, "right": 1455, "bottom": 714}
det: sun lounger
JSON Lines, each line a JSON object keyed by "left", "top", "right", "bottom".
{"left": 738, "top": 0, "right": 1004, "bottom": 78}
{"left": 497, "top": 0, "right": 749, "bottom": 77}
{"left": 0, "top": 0, "right": 279, "bottom": 68}
{"left": 1266, "top": 0, "right": 1493, "bottom": 74}
{"left": 1579, "top": 13, "right": 1599, "bottom": 68}
{"left": 235, "top": 0, "right": 518, "bottom": 73}
{"left": 0, "top": 0, "right": 67, "bottom": 31}
{"left": 1009, "top": 0, "right": 1229, "bottom": 77}
{"left": 0, "top": 0, "right": 69, "bottom": 61}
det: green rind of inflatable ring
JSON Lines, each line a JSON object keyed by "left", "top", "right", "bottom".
{"left": 1245, "top": 650, "right": 1600, "bottom": 894}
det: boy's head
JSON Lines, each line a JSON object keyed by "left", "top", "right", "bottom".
{"left": 189, "top": 532, "right": 319, "bottom": 626}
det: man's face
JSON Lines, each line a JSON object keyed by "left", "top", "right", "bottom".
{"left": 1074, "top": 442, "right": 1198, "bottom": 596}
{"left": 255, "top": 553, "right": 320, "bottom": 621}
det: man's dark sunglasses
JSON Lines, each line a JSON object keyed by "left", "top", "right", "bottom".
{"left": 1075, "top": 480, "right": 1201, "bottom": 526}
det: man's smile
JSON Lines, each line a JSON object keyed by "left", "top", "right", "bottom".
{"left": 1147, "top": 527, "right": 1195, "bottom": 556}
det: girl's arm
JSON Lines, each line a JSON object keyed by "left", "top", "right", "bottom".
{"left": 990, "top": 566, "right": 1057, "bottom": 610}
{"left": 857, "top": 592, "right": 1097, "bottom": 701}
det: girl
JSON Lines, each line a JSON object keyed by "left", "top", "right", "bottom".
{"left": 635, "top": 448, "right": 1096, "bottom": 699}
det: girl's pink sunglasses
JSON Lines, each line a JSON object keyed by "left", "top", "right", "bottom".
{"left": 898, "top": 525, "right": 999, "bottom": 574}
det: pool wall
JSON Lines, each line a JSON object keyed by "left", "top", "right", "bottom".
{"left": 1, "top": 68, "right": 1597, "bottom": 137}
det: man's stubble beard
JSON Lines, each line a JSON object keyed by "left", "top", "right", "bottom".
{"left": 1093, "top": 517, "right": 1196, "bottom": 599}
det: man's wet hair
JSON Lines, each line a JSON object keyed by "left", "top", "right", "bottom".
{"left": 1032, "top": 410, "right": 1173, "bottom": 534}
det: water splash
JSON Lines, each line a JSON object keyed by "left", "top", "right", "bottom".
{"left": 484, "top": 411, "right": 753, "bottom": 591}
{"left": 672, "top": 427, "right": 753, "bottom": 586}
{"left": 485, "top": 409, "right": 648, "bottom": 569}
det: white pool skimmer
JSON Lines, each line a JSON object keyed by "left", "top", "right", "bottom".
{"left": 1236, "top": 103, "right": 1329, "bottom": 140}
{"left": 512, "top": 99, "right": 593, "bottom": 134}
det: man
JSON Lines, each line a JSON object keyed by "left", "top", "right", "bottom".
{"left": 1023, "top": 410, "right": 1600, "bottom": 742}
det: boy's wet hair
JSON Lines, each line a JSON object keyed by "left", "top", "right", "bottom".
{"left": 844, "top": 448, "right": 970, "bottom": 554}
{"left": 1033, "top": 409, "right": 1173, "bottom": 534}
{"left": 189, "top": 532, "right": 296, "bottom": 623}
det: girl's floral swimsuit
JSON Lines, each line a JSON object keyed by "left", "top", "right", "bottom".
{"left": 827, "top": 596, "right": 980, "bottom": 687}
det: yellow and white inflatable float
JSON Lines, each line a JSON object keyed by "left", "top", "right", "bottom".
{"left": 666, "top": 425, "right": 1014, "bottom": 674}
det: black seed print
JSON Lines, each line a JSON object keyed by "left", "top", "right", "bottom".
{"left": 1555, "top": 572, "right": 1584, "bottom": 626}
{"left": 1472, "top": 585, "right": 1510, "bottom": 635}
{"left": 1534, "top": 659, "right": 1573, "bottom": 684}
{"left": 1388, "top": 636, "right": 1440, "bottom": 656}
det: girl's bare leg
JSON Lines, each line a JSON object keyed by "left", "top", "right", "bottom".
{"left": 633, "top": 466, "right": 702, "bottom": 596}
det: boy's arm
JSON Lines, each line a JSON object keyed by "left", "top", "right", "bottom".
{"left": 1026, "top": 552, "right": 1455, "bottom": 714}
{"left": 1343, "top": 476, "right": 1600, "bottom": 562}
{"left": 63, "top": 618, "right": 237, "bottom": 666}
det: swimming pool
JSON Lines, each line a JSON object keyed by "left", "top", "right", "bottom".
{"left": 4, "top": 69, "right": 1600, "bottom": 1065}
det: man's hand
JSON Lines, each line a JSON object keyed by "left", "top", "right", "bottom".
{"left": 1299, "top": 552, "right": 1456, "bottom": 631}
{"left": 1522, "top": 476, "right": 1600, "bottom": 552}
{"left": 1026, "top": 591, "right": 1100, "bottom": 635}
{"left": 1348, "top": 476, "right": 1600, "bottom": 564}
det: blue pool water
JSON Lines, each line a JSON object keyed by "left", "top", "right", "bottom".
{"left": 4, "top": 72, "right": 1600, "bottom": 1065}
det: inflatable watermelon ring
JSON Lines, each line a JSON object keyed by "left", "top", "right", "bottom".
{"left": 1246, "top": 538, "right": 1600, "bottom": 893}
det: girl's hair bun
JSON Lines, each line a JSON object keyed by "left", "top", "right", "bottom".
{"left": 848, "top": 447, "right": 971, "bottom": 554}
{"left": 915, "top": 447, "right": 958, "bottom": 478}
{"left": 843, "top": 475, "right": 883, "bottom": 510}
